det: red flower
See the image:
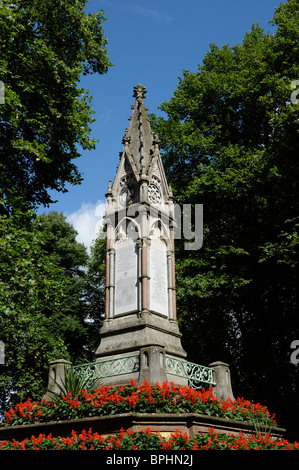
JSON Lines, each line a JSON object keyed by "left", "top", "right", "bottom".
{"left": 147, "top": 396, "right": 155, "bottom": 403}
{"left": 115, "top": 438, "right": 121, "bottom": 448}
{"left": 20, "top": 439, "right": 28, "bottom": 450}
{"left": 144, "top": 381, "right": 152, "bottom": 397}
{"left": 192, "top": 439, "right": 200, "bottom": 450}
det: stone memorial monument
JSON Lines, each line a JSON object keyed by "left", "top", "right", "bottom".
{"left": 95, "top": 84, "right": 188, "bottom": 386}
{"left": 46, "top": 84, "right": 234, "bottom": 401}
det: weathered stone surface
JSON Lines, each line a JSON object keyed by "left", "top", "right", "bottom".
{"left": 138, "top": 346, "right": 168, "bottom": 385}
{"left": 44, "top": 359, "right": 71, "bottom": 400}
{"left": 96, "top": 312, "right": 186, "bottom": 359}
{"left": 114, "top": 238, "right": 138, "bottom": 316}
{"left": 209, "top": 361, "right": 235, "bottom": 401}
{"left": 149, "top": 238, "right": 168, "bottom": 316}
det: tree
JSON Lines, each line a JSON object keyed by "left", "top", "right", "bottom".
{"left": 0, "top": 208, "right": 107, "bottom": 413}
{"left": 33, "top": 211, "right": 90, "bottom": 361}
{"left": 0, "top": 0, "right": 112, "bottom": 215}
{"left": 32, "top": 213, "right": 107, "bottom": 362}
{"left": 151, "top": 0, "right": 299, "bottom": 439}
{"left": 0, "top": 207, "right": 71, "bottom": 413}
{"left": 85, "top": 234, "right": 106, "bottom": 354}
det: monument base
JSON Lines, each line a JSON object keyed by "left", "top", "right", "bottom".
{"left": 95, "top": 310, "right": 187, "bottom": 386}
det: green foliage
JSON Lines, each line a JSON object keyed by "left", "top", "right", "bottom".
{"left": 0, "top": 0, "right": 110, "bottom": 418}
{"left": 33, "top": 211, "right": 88, "bottom": 274}
{"left": 0, "top": 0, "right": 112, "bottom": 214}
{"left": 33, "top": 212, "right": 91, "bottom": 361}
{"left": 84, "top": 235, "right": 106, "bottom": 352}
{"left": 0, "top": 206, "right": 71, "bottom": 412}
{"left": 48, "top": 366, "right": 92, "bottom": 398}
{"left": 151, "top": 0, "right": 299, "bottom": 440}
{"left": 0, "top": 205, "right": 107, "bottom": 414}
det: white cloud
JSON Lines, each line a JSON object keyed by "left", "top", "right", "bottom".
{"left": 127, "top": 4, "right": 172, "bottom": 24}
{"left": 98, "top": 1, "right": 172, "bottom": 24}
{"left": 66, "top": 200, "right": 106, "bottom": 250}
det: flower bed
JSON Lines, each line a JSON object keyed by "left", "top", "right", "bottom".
{"left": 2, "top": 380, "right": 298, "bottom": 450}
{"left": 0, "top": 426, "right": 298, "bottom": 450}
{"left": 2, "top": 380, "right": 277, "bottom": 427}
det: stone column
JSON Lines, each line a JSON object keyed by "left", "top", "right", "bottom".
{"left": 139, "top": 209, "right": 150, "bottom": 312}
{"left": 209, "top": 361, "right": 235, "bottom": 401}
{"left": 167, "top": 251, "right": 174, "bottom": 319}
{"left": 105, "top": 224, "right": 116, "bottom": 319}
{"left": 105, "top": 225, "right": 111, "bottom": 319}
{"left": 138, "top": 346, "right": 168, "bottom": 385}
{"left": 137, "top": 237, "right": 151, "bottom": 312}
{"left": 45, "top": 359, "right": 72, "bottom": 399}
{"left": 169, "top": 224, "right": 177, "bottom": 320}
{"left": 108, "top": 248, "right": 115, "bottom": 318}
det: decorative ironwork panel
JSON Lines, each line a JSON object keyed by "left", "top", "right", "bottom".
{"left": 72, "top": 354, "right": 140, "bottom": 388}
{"left": 165, "top": 355, "right": 215, "bottom": 389}
{"left": 71, "top": 362, "right": 98, "bottom": 389}
{"left": 95, "top": 354, "right": 140, "bottom": 378}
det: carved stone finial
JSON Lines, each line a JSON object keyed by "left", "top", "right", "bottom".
{"left": 122, "top": 128, "right": 131, "bottom": 146}
{"left": 153, "top": 134, "right": 160, "bottom": 145}
{"left": 105, "top": 180, "right": 113, "bottom": 198}
{"left": 133, "top": 84, "right": 147, "bottom": 100}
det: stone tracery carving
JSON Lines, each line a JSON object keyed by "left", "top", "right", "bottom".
{"left": 119, "top": 173, "right": 137, "bottom": 207}
{"left": 148, "top": 182, "right": 162, "bottom": 205}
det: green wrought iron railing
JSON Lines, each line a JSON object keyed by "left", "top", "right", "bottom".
{"left": 71, "top": 353, "right": 215, "bottom": 390}
{"left": 165, "top": 354, "right": 215, "bottom": 389}
{"left": 72, "top": 353, "right": 140, "bottom": 389}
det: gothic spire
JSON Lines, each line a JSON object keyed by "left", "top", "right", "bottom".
{"left": 108, "top": 85, "right": 171, "bottom": 211}
{"left": 122, "top": 84, "right": 156, "bottom": 176}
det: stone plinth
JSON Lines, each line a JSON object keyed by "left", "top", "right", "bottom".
{"left": 96, "top": 312, "right": 186, "bottom": 359}
{"left": 95, "top": 311, "right": 187, "bottom": 387}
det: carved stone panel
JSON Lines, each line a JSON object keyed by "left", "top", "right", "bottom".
{"left": 115, "top": 239, "right": 138, "bottom": 316}
{"left": 149, "top": 237, "right": 168, "bottom": 317}
{"left": 148, "top": 182, "right": 162, "bottom": 205}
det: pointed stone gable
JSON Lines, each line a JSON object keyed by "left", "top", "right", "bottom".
{"left": 107, "top": 84, "right": 172, "bottom": 213}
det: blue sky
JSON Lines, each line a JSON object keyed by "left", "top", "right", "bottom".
{"left": 42, "top": 0, "right": 281, "bottom": 248}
